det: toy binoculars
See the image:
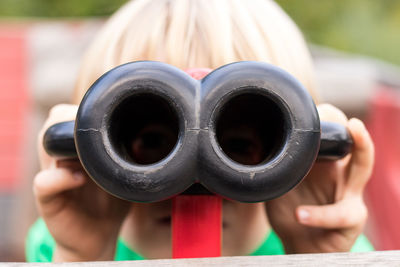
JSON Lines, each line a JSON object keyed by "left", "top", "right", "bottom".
{"left": 44, "top": 61, "right": 352, "bottom": 203}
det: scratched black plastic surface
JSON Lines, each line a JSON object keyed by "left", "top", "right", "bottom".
{"left": 42, "top": 61, "right": 353, "bottom": 203}
{"left": 319, "top": 121, "right": 353, "bottom": 159}
{"left": 44, "top": 121, "right": 353, "bottom": 160}
{"left": 43, "top": 121, "right": 76, "bottom": 158}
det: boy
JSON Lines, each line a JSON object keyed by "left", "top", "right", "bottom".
{"left": 27, "top": 0, "right": 374, "bottom": 261}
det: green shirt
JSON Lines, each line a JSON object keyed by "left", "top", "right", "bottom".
{"left": 26, "top": 218, "right": 374, "bottom": 262}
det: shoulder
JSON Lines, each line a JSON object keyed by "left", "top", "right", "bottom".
{"left": 25, "top": 218, "right": 145, "bottom": 262}
{"left": 350, "top": 234, "right": 375, "bottom": 252}
{"left": 251, "top": 230, "right": 374, "bottom": 255}
{"left": 115, "top": 238, "right": 145, "bottom": 261}
{"left": 25, "top": 218, "right": 55, "bottom": 262}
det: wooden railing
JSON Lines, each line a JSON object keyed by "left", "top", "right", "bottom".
{"left": 2, "top": 250, "right": 400, "bottom": 266}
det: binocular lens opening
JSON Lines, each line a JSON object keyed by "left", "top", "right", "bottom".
{"left": 109, "top": 93, "right": 180, "bottom": 165}
{"left": 215, "top": 93, "right": 286, "bottom": 166}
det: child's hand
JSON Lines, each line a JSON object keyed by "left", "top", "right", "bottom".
{"left": 33, "top": 104, "right": 130, "bottom": 261}
{"left": 266, "top": 104, "right": 374, "bottom": 253}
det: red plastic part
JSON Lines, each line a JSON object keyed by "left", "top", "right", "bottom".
{"left": 172, "top": 195, "right": 222, "bottom": 258}
{"left": 171, "top": 68, "right": 221, "bottom": 259}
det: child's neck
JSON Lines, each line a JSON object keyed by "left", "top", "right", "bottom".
{"left": 120, "top": 201, "right": 270, "bottom": 259}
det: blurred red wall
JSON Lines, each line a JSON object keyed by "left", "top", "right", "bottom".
{"left": 0, "top": 26, "right": 29, "bottom": 192}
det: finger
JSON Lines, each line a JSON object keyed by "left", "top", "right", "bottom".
{"left": 316, "top": 104, "right": 352, "bottom": 165}
{"left": 346, "top": 118, "right": 375, "bottom": 194}
{"left": 33, "top": 169, "right": 87, "bottom": 203}
{"left": 56, "top": 159, "right": 84, "bottom": 171}
{"left": 38, "top": 104, "right": 78, "bottom": 169}
{"left": 296, "top": 197, "right": 367, "bottom": 229}
{"left": 47, "top": 104, "right": 79, "bottom": 126}
{"left": 317, "top": 103, "right": 348, "bottom": 125}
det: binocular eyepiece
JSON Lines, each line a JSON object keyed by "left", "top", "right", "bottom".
{"left": 44, "top": 61, "right": 352, "bottom": 203}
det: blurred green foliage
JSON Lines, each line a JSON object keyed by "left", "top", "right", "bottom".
{"left": 0, "top": 0, "right": 399, "bottom": 65}
{"left": 0, "top": 0, "right": 127, "bottom": 17}
{"left": 276, "top": 0, "right": 400, "bottom": 65}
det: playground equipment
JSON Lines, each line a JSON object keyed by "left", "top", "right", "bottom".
{"left": 43, "top": 61, "right": 352, "bottom": 257}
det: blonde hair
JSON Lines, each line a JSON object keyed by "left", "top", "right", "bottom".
{"left": 73, "top": 0, "right": 317, "bottom": 103}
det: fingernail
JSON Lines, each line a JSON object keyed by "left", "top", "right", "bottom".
{"left": 73, "top": 172, "right": 84, "bottom": 181}
{"left": 298, "top": 209, "right": 310, "bottom": 222}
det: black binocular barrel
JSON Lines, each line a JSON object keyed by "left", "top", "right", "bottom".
{"left": 43, "top": 61, "right": 352, "bottom": 203}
